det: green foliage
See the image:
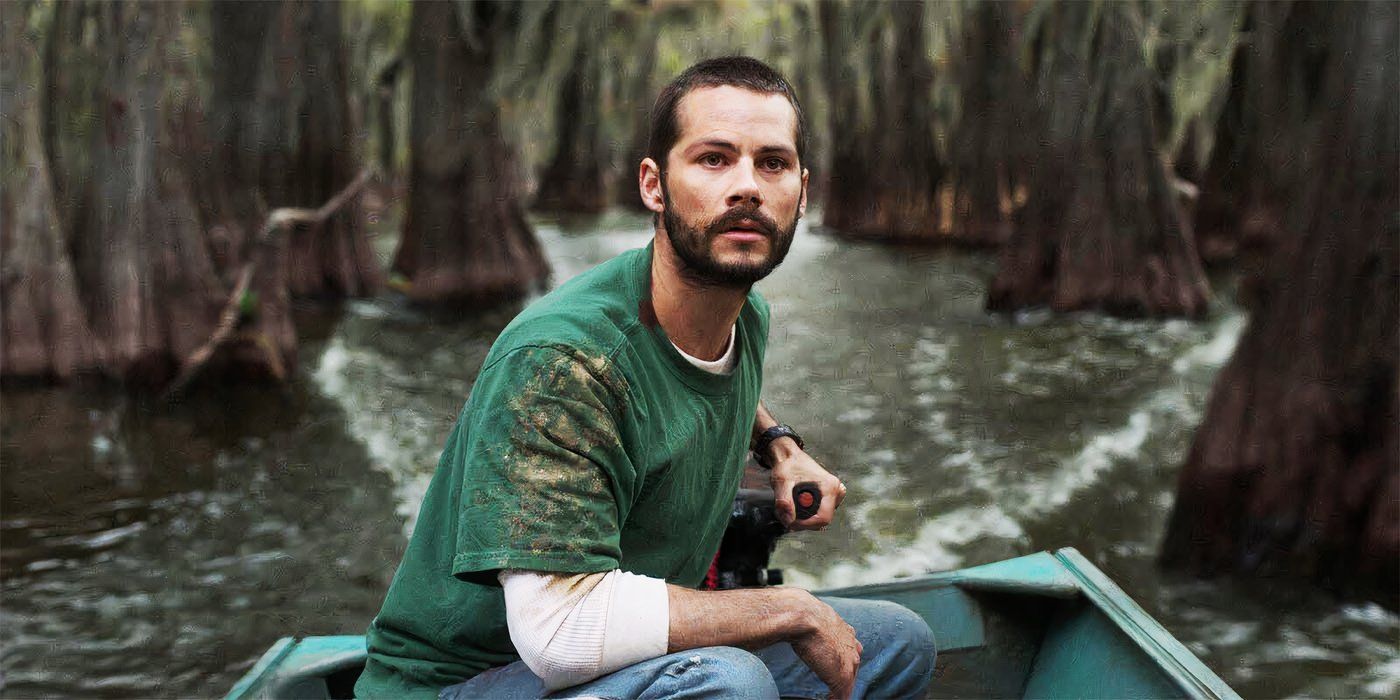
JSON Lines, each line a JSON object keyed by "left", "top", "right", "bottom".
{"left": 494, "top": 1, "right": 605, "bottom": 175}
{"left": 22, "top": 0, "right": 1249, "bottom": 214}
{"left": 495, "top": 0, "right": 810, "bottom": 188}
{"left": 238, "top": 289, "right": 259, "bottom": 320}
{"left": 345, "top": 0, "right": 410, "bottom": 48}
{"left": 1011, "top": 0, "right": 1242, "bottom": 167}
{"left": 343, "top": 0, "right": 413, "bottom": 177}
{"left": 1147, "top": 0, "right": 1245, "bottom": 167}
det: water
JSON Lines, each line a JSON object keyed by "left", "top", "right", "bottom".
{"left": 2, "top": 210, "right": 1395, "bottom": 698}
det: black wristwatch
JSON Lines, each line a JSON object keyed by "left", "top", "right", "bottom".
{"left": 752, "top": 424, "right": 804, "bottom": 470}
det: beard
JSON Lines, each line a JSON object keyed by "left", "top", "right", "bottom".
{"left": 660, "top": 182, "right": 801, "bottom": 288}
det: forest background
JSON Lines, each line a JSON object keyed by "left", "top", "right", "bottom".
{"left": 1, "top": 0, "right": 1396, "bottom": 698}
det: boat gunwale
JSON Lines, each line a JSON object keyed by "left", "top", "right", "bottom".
{"left": 811, "top": 547, "right": 1240, "bottom": 700}
{"left": 1051, "top": 549, "right": 1241, "bottom": 700}
{"left": 226, "top": 637, "right": 297, "bottom": 700}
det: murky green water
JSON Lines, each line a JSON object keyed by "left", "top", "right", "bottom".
{"left": 2, "top": 211, "right": 1395, "bottom": 698}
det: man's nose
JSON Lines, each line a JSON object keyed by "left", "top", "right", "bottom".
{"left": 725, "top": 161, "right": 763, "bottom": 208}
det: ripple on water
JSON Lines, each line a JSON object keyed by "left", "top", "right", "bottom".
{"left": 1032, "top": 410, "right": 1152, "bottom": 514}
{"left": 786, "top": 503, "right": 1028, "bottom": 589}
{"left": 757, "top": 243, "right": 1395, "bottom": 697}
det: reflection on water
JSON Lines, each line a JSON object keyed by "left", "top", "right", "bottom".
{"left": 2, "top": 210, "right": 1395, "bottom": 698}
{"left": 1, "top": 383, "right": 403, "bottom": 698}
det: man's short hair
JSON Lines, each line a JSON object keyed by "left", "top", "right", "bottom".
{"left": 647, "top": 56, "right": 807, "bottom": 171}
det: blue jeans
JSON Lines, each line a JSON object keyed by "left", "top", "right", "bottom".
{"left": 439, "top": 597, "right": 936, "bottom": 699}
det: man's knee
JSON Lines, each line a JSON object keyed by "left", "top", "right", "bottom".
{"left": 828, "top": 597, "right": 937, "bottom": 663}
{"left": 821, "top": 597, "right": 936, "bottom": 698}
{"left": 861, "top": 601, "right": 936, "bottom": 698}
{"left": 648, "top": 646, "right": 779, "bottom": 699}
{"left": 878, "top": 601, "right": 937, "bottom": 673}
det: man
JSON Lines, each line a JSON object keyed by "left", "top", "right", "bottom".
{"left": 356, "top": 57, "right": 935, "bottom": 700}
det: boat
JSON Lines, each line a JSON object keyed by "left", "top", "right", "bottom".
{"left": 226, "top": 547, "right": 1240, "bottom": 699}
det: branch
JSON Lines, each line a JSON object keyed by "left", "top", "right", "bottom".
{"left": 162, "top": 169, "right": 374, "bottom": 401}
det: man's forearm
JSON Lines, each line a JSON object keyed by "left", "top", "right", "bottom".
{"left": 667, "top": 584, "right": 812, "bottom": 653}
{"left": 667, "top": 583, "right": 863, "bottom": 697}
{"left": 754, "top": 400, "right": 780, "bottom": 442}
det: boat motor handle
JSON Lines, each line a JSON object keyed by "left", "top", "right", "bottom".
{"left": 792, "top": 482, "right": 822, "bottom": 522}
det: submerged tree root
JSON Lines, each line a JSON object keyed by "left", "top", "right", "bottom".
{"left": 163, "top": 169, "right": 373, "bottom": 401}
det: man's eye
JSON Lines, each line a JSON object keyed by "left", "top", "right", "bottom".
{"left": 702, "top": 154, "right": 725, "bottom": 167}
{"left": 762, "top": 157, "right": 788, "bottom": 171}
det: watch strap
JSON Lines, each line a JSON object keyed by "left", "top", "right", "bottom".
{"left": 753, "top": 424, "right": 804, "bottom": 469}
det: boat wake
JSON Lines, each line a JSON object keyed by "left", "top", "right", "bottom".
{"left": 780, "top": 309, "right": 1247, "bottom": 590}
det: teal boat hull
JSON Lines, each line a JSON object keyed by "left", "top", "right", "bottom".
{"left": 226, "top": 548, "right": 1239, "bottom": 699}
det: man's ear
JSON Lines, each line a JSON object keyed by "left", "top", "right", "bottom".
{"left": 639, "top": 157, "right": 665, "bottom": 215}
{"left": 799, "top": 167, "right": 809, "bottom": 218}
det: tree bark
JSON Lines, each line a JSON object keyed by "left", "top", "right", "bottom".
{"left": 208, "top": 0, "right": 381, "bottom": 299}
{"left": 817, "top": 0, "right": 866, "bottom": 233}
{"left": 42, "top": 1, "right": 295, "bottom": 390}
{"left": 393, "top": 1, "right": 549, "bottom": 307}
{"left": 535, "top": 2, "right": 608, "bottom": 214}
{"left": 818, "top": 0, "right": 947, "bottom": 242}
{"left": 1192, "top": 1, "right": 1325, "bottom": 265}
{"left": 987, "top": 2, "right": 1212, "bottom": 318}
{"left": 1, "top": 1, "right": 104, "bottom": 380}
{"left": 613, "top": 4, "right": 661, "bottom": 211}
{"left": 948, "top": 0, "right": 1023, "bottom": 246}
{"left": 1161, "top": 1, "right": 1399, "bottom": 606}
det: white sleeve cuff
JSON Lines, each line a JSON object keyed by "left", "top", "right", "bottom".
{"left": 499, "top": 569, "right": 669, "bottom": 691}
{"left": 599, "top": 570, "right": 670, "bottom": 674}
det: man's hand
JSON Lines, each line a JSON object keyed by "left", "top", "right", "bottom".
{"left": 668, "top": 586, "right": 863, "bottom": 700}
{"left": 789, "top": 591, "right": 864, "bottom": 700}
{"left": 767, "top": 439, "right": 846, "bottom": 530}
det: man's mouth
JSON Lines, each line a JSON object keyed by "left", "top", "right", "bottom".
{"left": 716, "top": 218, "right": 771, "bottom": 242}
{"left": 720, "top": 229, "right": 766, "bottom": 243}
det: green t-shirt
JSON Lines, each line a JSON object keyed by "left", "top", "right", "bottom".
{"left": 355, "top": 244, "right": 770, "bottom": 698}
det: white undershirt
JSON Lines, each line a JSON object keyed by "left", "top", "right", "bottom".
{"left": 670, "top": 324, "right": 737, "bottom": 375}
{"left": 497, "top": 325, "right": 738, "bottom": 689}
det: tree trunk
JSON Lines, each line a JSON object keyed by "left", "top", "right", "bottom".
{"left": 208, "top": 0, "right": 381, "bottom": 299}
{"left": 1161, "top": 1, "right": 1398, "bottom": 606}
{"left": 987, "top": 2, "right": 1212, "bottom": 318}
{"left": 535, "top": 2, "right": 608, "bottom": 214}
{"left": 1192, "top": 1, "right": 1325, "bottom": 266}
{"left": 818, "top": 0, "right": 946, "bottom": 242}
{"left": 787, "top": 2, "right": 825, "bottom": 204}
{"left": 613, "top": 5, "right": 661, "bottom": 211}
{"left": 393, "top": 1, "right": 549, "bottom": 307}
{"left": 949, "top": 0, "right": 1022, "bottom": 246}
{"left": 0, "top": 1, "right": 104, "bottom": 380}
{"left": 43, "top": 1, "right": 295, "bottom": 390}
{"left": 816, "top": 0, "right": 874, "bottom": 236}
{"left": 877, "top": 0, "right": 942, "bottom": 237}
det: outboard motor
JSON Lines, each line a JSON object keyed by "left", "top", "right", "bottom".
{"left": 706, "top": 482, "right": 821, "bottom": 590}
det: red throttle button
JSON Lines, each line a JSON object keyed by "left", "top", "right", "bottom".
{"left": 792, "top": 482, "right": 822, "bottom": 522}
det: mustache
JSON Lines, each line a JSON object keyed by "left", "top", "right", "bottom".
{"left": 704, "top": 206, "right": 780, "bottom": 239}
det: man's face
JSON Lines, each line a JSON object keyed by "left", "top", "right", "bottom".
{"left": 652, "top": 85, "right": 808, "bottom": 287}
